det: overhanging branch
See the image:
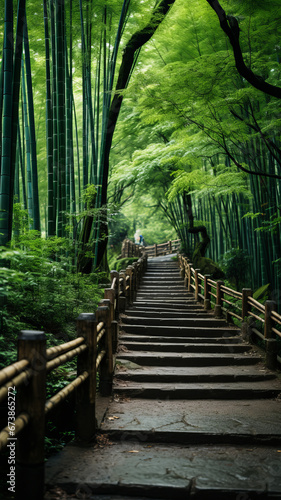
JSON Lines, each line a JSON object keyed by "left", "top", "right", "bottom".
{"left": 206, "top": 0, "right": 281, "bottom": 99}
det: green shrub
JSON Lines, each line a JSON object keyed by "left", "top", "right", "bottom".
{"left": 220, "top": 248, "right": 249, "bottom": 290}
{"left": 110, "top": 256, "right": 140, "bottom": 272}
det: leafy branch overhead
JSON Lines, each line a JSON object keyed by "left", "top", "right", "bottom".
{"left": 206, "top": 0, "right": 281, "bottom": 98}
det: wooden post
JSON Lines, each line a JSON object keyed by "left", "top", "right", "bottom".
{"left": 194, "top": 269, "right": 200, "bottom": 301}
{"left": 264, "top": 300, "right": 277, "bottom": 370}
{"left": 104, "top": 288, "right": 118, "bottom": 353}
{"left": 126, "top": 266, "right": 134, "bottom": 305}
{"left": 180, "top": 259, "right": 185, "bottom": 279}
{"left": 16, "top": 331, "right": 46, "bottom": 500}
{"left": 76, "top": 313, "right": 97, "bottom": 443}
{"left": 119, "top": 271, "right": 127, "bottom": 312}
{"left": 169, "top": 240, "right": 172, "bottom": 254}
{"left": 241, "top": 288, "right": 252, "bottom": 340}
{"left": 204, "top": 275, "right": 211, "bottom": 310}
{"left": 154, "top": 243, "right": 157, "bottom": 257}
{"left": 242, "top": 288, "right": 252, "bottom": 320}
{"left": 187, "top": 263, "right": 193, "bottom": 292}
{"left": 131, "top": 263, "right": 138, "bottom": 302}
{"left": 214, "top": 281, "right": 224, "bottom": 317}
{"left": 97, "top": 303, "right": 113, "bottom": 396}
{"left": 110, "top": 270, "right": 119, "bottom": 317}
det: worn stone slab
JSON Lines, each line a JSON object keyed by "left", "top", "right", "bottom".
{"left": 121, "top": 325, "right": 239, "bottom": 337}
{"left": 119, "top": 334, "right": 242, "bottom": 344}
{"left": 114, "top": 364, "right": 276, "bottom": 382}
{"left": 123, "top": 310, "right": 208, "bottom": 318}
{"left": 45, "top": 441, "right": 281, "bottom": 498}
{"left": 113, "top": 380, "right": 281, "bottom": 400}
{"left": 101, "top": 398, "right": 281, "bottom": 444}
{"left": 132, "top": 302, "right": 204, "bottom": 311}
{"left": 116, "top": 351, "right": 261, "bottom": 366}
{"left": 118, "top": 341, "right": 251, "bottom": 353}
{"left": 120, "top": 316, "right": 227, "bottom": 327}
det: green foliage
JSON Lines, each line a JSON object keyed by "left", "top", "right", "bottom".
{"left": 110, "top": 257, "right": 139, "bottom": 272}
{"left": 220, "top": 248, "right": 250, "bottom": 290}
{"left": 109, "top": 212, "right": 130, "bottom": 247}
{"left": 253, "top": 283, "right": 271, "bottom": 302}
{"left": 0, "top": 237, "right": 104, "bottom": 355}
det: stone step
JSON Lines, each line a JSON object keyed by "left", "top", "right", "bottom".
{"left": 132, "top": 302, "right": 205, "bottom": 311}
{"left": 121, "top": 324, "right": 239, "bottom": 337}
{"left": 143, "top": 271, "right": 181, "bottom": 279}
{"left": 113, "top": 381, "right": 281, "bottom": 399}
{"left": 116, "top": 352, "right": 261, "bottom": 367}
{"left": 147, "top": 264, "right": 180, "bottom": 272}
{"left": 135, "top": 298, "right": 198, "bottom": 304}
{"left": 114, "top": 365, "right": 276, "bottom": 383}
{"left": 141, "top": 277, "right": 184, "bottom": 282}
{"left": 136, "top": 292, "right": 193, "bottom": 298}
{"left": 138, "top": 285, "right": 188, "bottom": 291}
{"left": 123, "top": 309, "right": 208, "bottom": 318}
{"left": 101, "top": 398, "right": 281, "bottom": 445}
{"left": 119, "top": 334, "right": 241, "bottom": 344}
{"left": 118, "top": 341, "right": 251, "bottom": 354}
{"left": 45, "top": 441, "right": 281, "bottom": 499}
{"left": 121, "top": 316, "right": 229, "bottom": 328}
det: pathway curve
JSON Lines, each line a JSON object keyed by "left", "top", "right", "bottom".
{"left": 46, "top": 256, "right": 281, "bottom": 499}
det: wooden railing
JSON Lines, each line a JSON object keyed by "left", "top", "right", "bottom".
{"left": 145, "top": 239, "right": 181, "bottom": 257}
{"left": 179, "top": 254, "right": 281, "bottom": 370}
{"left": 120, "top": 238, "right": 181, "bottom": 259}
{"left": 0, "top": 252, "right": 147, "bottom": 500}
{"left": 120, "top": 238, "right": 145, "bottom": 258}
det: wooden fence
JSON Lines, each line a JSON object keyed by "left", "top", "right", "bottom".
{"left": 178, "top": 254, "right": 281, "bottom": 370}
{"left": 144, "top": 239, "right": 181, "bottom": 257}
{"left": 0, "top": 253, "right": 147, "bottom": 500}
{"left": 120, "top": 238, "right": 181, "bottom": 259}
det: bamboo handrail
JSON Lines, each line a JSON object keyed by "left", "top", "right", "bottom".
{"left": 0, "top": 368, "right": 33, "bottom": 404}
{"left": 46, "top": 344, "right": 88, "bottom": 373}
{"left": 248, "top": 296, "right": 265, "bottom": 313}
{"left": 272, "top": 326, "right": 281, "bottom": 338}
{"left": 0, "top": 359, "right": 30, "bottom": 386}
{"left": 46, "top": 337, "right": 85, "bottom": 360}
{"left": 221, "top": 307, "right": 242, "bottom": 321}
{"left": 178, "top": 251, "right": 281, "bottom": 370}
{"left": 97, "top": 322, "right": 105, "bottom": 334}
{"left": 97, "top": 328, "right": 106, "bottom": 344}
{"left": 221, "top": 285, "right": 242, "bottom": 299}
{"left": 252, "top": 327, "right": 265, "bottom": 341}
{"left": 248, "top": 311, "right": 265, "bottom": 323}
{"left": 271, "top": 310, "right": 281, "bottom": 324}
{"left": 96, "top": 350, "right": 106, "bottom": 369}
{"left": 0, "top": 412, "right": 30, "bottom": 452}
{"left": 45, "top": 371, "right": 89, "bottom": 414}
{"left": 0, "top": 247, "right": 149, "bottom": 500}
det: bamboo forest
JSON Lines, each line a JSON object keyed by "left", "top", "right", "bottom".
{"left": 0, "top": 0, "right": 281, "bottom": 344}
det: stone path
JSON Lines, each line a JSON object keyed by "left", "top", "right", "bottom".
{"left": 45, "top": 257, "right": 281, "bottom": 499}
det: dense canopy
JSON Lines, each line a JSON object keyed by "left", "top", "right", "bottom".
{"left": 0, "top": 0, "right": 281, "bottom": 300}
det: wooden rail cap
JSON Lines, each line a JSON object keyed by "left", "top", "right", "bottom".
{"left": 18, "top": 330, "right": 45, "bottom": 341}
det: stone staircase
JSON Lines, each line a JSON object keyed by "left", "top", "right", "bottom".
{"left": 45, "top": 256, "right": 281, "bottom": 500}
{"left": 115, "top": 260, "right": 279, "bottom": 401}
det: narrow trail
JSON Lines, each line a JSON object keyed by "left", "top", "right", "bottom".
{"left": 46, "top": 256, "right": 281, "bottom": 499}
